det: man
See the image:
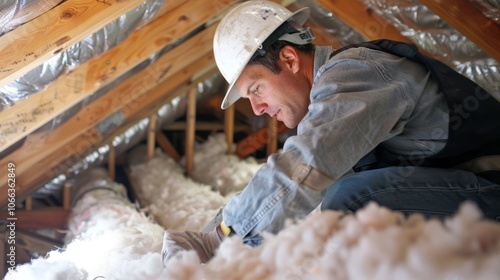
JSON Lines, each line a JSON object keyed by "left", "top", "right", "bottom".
{"left": 162, "top": 1, "right": 500, "bottom": 264}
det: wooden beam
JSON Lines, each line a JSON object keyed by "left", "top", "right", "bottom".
{"left": 0, "top": 9, "right": 229, "bottom": 207}
{"left": 315, "top": 0, "right": 410, "bottom": 42}
{"left": 156, "top": 132, "right": 181, "bottom": 162}
{"left": 266, "top": 117, "right": 279, "bottom": 156}
{"left": 225, "top": 104, "right": 235, "bottom": 154}
{"left": 185, "top": 88, "right": 197, "bottom": 176}
{"left": 0, "top": 45, "right": 216, "bottom": 208}
{"left": 163, "top": 121, "right": 249, "bottom": 132}
{"left": 0, "top": 0, "right": 235, "bottom": 154}
{"left": 0, "top": 0, "right": 186, "bottom": 90}
{"left": 40, "top": 59, "right": 217, "bottom": 204}
{"left": 236, "top": 122, "right": 288, "bottom": 159}
{"left": 24, "top": 197, "right": 32, "bottom": 211}
{"left": 418, "top": 0, "right": 500, "bottom": 62}
{"left": 120, "top": 67, "right": 222, "bottom": 175}
{"left": 0, "top": 0, "right": 146, "bottom": 88}
{"left": 147, "top": 114, "right": 157, "bottom": 161}
{"left": 0, "top": 208, "right": 69, "bottom": 229}
{"left": 120, "top": 64, "right": 219, "bottom": 136}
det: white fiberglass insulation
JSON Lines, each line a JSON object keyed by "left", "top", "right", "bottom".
{"left": 127, "top": 134, "right": 262, "bottom": 231}
{"left": 5, "top": 134, "right": 500, "bottom": 279}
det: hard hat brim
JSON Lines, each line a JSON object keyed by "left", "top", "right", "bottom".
{"left": 220, "top": 7, "right": 311, "bottom": 109}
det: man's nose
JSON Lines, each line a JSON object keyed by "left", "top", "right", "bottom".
{"left": 250, "top": 100, "right": 267, "bottom": 116}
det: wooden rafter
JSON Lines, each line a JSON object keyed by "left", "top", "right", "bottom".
{"left": 0, "top": 0, "right": 148, "bottom": 88}
{"left": 0, "top": 22, "right": 221, "bottom": 208}
{"left": 0, "top": 0, "right": 234, "bottom": 154}
{"left": 419, "top": 0, "right": 500, "bottom": 62}
{"left": 2, "top": 56, "right": 215, "bottom": 208}
{"left": 315, "top": 0, "right": 410, "bottom": 42}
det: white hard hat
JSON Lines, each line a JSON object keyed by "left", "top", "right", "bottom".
{"left": 214, "top": 1, "right": 311, "bottom": 109}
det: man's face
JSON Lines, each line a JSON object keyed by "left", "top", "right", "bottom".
{"left": 235, "top": 61, "right": 311, "bottom": 129}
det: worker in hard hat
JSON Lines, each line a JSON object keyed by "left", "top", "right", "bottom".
{"left": 162, "top": 1, "right": 500, "bottom": 265}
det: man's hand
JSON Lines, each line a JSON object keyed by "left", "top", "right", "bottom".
{"left": 161, "top": 229, "right": 223, "bottom": 265}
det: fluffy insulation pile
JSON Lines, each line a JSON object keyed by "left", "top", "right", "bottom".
{"left": 127, "top": 133, "right": 261, "bottom": 231}
{"left": 5, "top": 134, "right": 500, "bottom": 280}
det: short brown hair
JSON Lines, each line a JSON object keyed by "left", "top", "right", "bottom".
{"left": 248, "top": 41, "right": 315, "bottom": 74}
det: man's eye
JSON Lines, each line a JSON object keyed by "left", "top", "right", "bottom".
{"left": 252, "top": 86, "right": 260, "bottom": 95}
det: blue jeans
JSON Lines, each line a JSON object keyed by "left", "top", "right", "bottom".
{"left": 321, "top": 165, "right": 500, "bottom": 221}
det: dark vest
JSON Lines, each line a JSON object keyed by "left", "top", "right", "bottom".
{"left": 330, "top": 39, "right": 500, "bottom": 181}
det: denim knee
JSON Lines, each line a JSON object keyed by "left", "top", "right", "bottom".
{"left": 320, "top": 167, "right": 500, "bottom": 221}
{"left": 320, "top": 172, "right": 368, "bottom": 213}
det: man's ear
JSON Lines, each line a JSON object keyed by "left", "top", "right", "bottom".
{"left": 279, "top": 45, "right": 300, "bottom": 73}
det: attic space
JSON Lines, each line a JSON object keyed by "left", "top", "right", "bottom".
{"left": 1, "top": 0, "right": 499, "bottom": 279}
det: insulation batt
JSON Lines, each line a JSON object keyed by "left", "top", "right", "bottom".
{"left": 5, "top": 169, "right": 166, "bottom": 280}
{"left": 128, "top": 133, "right": 262, "bottom": 231}
{"left": 5, "top": 133, "right": 500, "bottom": 279}
{"left": 184, "top": 133, "right": 262, "bottom": 197}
